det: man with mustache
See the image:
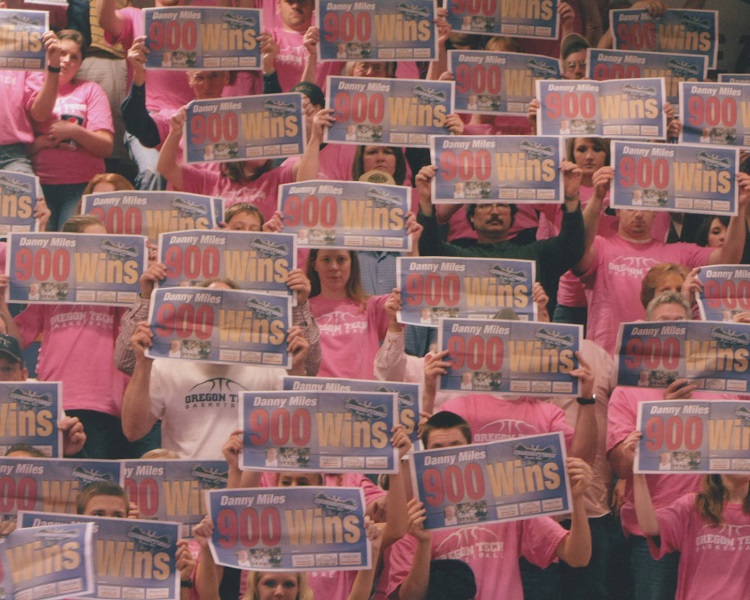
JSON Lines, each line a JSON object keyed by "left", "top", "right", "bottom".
{"left": 415, "top": 162, "right": 601, "bottom": 316}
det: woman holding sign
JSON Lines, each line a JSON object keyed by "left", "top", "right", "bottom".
{"left": 28, "top": 30, "right": 114, "bottom": 231}
{"left": 157, "top": 107, "right": 333, "bottom": 222}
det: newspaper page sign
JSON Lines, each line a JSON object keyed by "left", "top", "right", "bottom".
{"left": 611, "top": 141, "right": 739, "bottom": 216}
{"left": 449, "top": 50, "right": 560, "bottom": 116}
{"left": 206, "top": 486, "right": 370, "bottom": 571}
{"left": 157, "top": 230, "right": 296, "bottom": 295}
{"left": 0, "top": 522, "right": 94, "bottom": 600}
{"left": 146, "top": 287, "right": 291, "bottom": 367}
{"left": 536, "top": 78, "right": 667, "bottom": 140}
{"left": 277, "top": 181, "right": 411, "bottom": 251}
{"left": 697, "top": 265, "right": 750, "bottom": 322}
{"left": 185, "top": 93, "right": 305, "bottom": 164}
{"left": 615, "top": 320, "right": 750, "bottom": 393}
{"left": 0, "top": 10, "right": 48, "bottom": 70}
{"left": 719, "top": 74, "right": 750, "bottom": 84}
{"left": 410, "top": 432, "right": 571, "bottom": 530}
{"left": 325, "top": 76, "right": 455, "bottom": 148}
{"left": 610, "top": 9, "right": 718, "bottom": 69}
{"left": 318, "top": 0, "right": 437, "bottom": 62}
{"left": 144, "top": 7, "right": 261, "bottom": 70}
{"left": 445, "top": 0, "right": 559, "bottom": 40}
{"left": 239, "top": 391, "right": 399, "bottom": 473}
{"left": 0, "top": 170, "right": 41, "bottom": 233}
{"left": 283, "top": 376, "right": 422, "bottom": 449}
{"left": 17, "top": 512, "right": 180, "bottom": 600}
{"left": 587, "top": 49, "right": 707, "bottom": 107}
{"left": 82, "top": 191, "right": 218, "bottom": 243}
{"left": 122, "top": 460, "right": 228, "bottom": 538}
{"left": 0, "top": 458, "right": 122, "bottom": 522}
{"left": 5, "top": 233, "right": 146, "bottom": 306}
{"left": 437, "top": 318, "right": 581, "bottom": 396}
{"left": 430, "top": 135, "right": 563, "bottom": 204}
{"left": 679, "top": 82, "right": 750, "bottom": 148}
{"left": 635, "top": 400, "right": 750, "bottom": 474}
{"left": 0, "top": 382, "right": 62, "bottom": 458}
{"left": 398, "top": 257, "right": 536, "bottom": 326}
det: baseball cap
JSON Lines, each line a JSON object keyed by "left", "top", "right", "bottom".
{"left": 0, "top": 334, "right": 24, "bottom": 364}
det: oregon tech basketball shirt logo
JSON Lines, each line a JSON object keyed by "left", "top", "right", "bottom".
{"left": 184, "top": 377, "right": 245, "bottom": 408}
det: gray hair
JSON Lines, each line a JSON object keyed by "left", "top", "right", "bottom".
{"left": 645, "top": 291, "right": 691, "bottom": 321}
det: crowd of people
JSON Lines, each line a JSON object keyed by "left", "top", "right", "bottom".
{"left": 1, "top": 0, "right": 749, "bottom": 598}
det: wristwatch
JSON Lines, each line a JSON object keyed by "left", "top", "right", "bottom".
{"left": 576, "top": 394, "right": 596, "bottom": 405}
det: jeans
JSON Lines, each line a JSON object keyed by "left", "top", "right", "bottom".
{"left": 0, "top": 143, "right": 35, "bottom": 176}
{"left": 41, "top": 182, "right": 88, "bottom": 232}
{"left": 628, "top": 535, "right": 679, "bottom": 600}
{"left": 520, "top": 556, "right": 560, "bottom": 600}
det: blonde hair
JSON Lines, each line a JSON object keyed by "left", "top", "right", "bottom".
{"left": 243, "top": 572, "right": 313, "bottom": 600}
{"left": 141, "top": 448, "right": 180, "bottom": 459}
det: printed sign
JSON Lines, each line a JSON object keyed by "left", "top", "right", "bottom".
{"left": 144, "top": 7, "right": 261, "bottom": 70}
{"left": 616, "top": 320, "right": 750, "bottom": 393}
{"left": 587, "top": 48, "right": 707, "bottom": 107}
{"left": 718, "top": 74, "right": 750, "bottom": 84}
{"left": 122, "top": 460, "right": 228, "bottom": 538}
{"left": 437, "top": 317, "right": 581, "bottom": 396}
{"left": 207, "top": 486, "right": 370, "bottom": 571}
{"left": 611, "top": 141, "right": 739, "bottom": 216}
{"left": 0, "top": 170, "right": 41, "bottom": 233}
{"left": 445, "top": 0, "right": 559, "bottom": 40}
{"left": 17, "top": 512, "right": 180, "bottom": 600}
{"left": 679, "top": 82, "right": 750, "bottom": 148}
{"left": 411, "top": 432, "right": 571, "bottom": 530}
{"left": 239, "top": 391, "right": 399, "bottom": 473}
{"left": 610, "top": 9, "right": 718, "bottom": 69}
{"left": 0, "top": 10, "right": 48, "bottom": 70}
{"left": 0, "top": 382, "right": 61, "bottom": 458}
{"left": 158, "top": 230, "right": 296, "bottom": 294}
{"left": 398, "top": 257, "right": 536, "bottom": 326}
{"left": 0, "top": 458, "right": 122, "bottom": 522}
{"left": 0, "top": 522, "right": 94, "bottom": 600}
{"left": 430, "top": 135, "right": 563, "bottom": 204}
{"left": 283, "top": 376, "right": 422, "bottom": 449}
{"left": 635, "top": 400, "right": 750, "bottom": 474}
{"left": 146, "top": 287, "right": 292, "bottom": 367}
{"left": 449, "top": 50, "right": 560, "bottom": 116}
{"left": 6, "top": 233, "right": 146, "bottom": 306}
{"left": 536, "top": 78, "right": 667, "bottom": 140}
{"left": 697, "top": 265, "right": 750, "bottom": 322}
{"left": 185, "top": 93, "right": 305, "bottom": 164}
{"left": 277, "top": 180, "right": 410, "bottom": 251}
{"left": 318, "top": 0, "right": 436, "bottom": 62}
{"left": 326, "top": 76, "right": 454, "bottom": 147}
{"left": 82, "top": 191, "right": 218, "bottom": 243}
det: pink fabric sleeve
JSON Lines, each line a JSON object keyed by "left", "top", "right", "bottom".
{"left": 105, "top": 6, "right": 136, "bottom": 49}
{"left": 649, "top": 493, "right": 694, "bottom": 558}
{"left": 520, "top": 516, "right": 569, "bottom": 569}
{"left": 367, "top": 294, "right": 391, "bottom": 342}
{"left": 13, "top": 305, "right": 46, "bottom": 347}
{"left": 83, "top": 82, "right": 115, "bottom": 134}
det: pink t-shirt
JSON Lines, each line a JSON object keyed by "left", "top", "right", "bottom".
{"left": 308, "top": 295, "right": 390, "bottom": 380}
{"left": 606, "top": 387, "right": 738, "bottom": 537}
{"left": 181, "top": 162, "right": 294, "bottom": 222}
{"left": 651, "top": 493, "right": 750, "bottom": 600}
{"left": 386, "top": 517, "right": 568, "bottom": 600}
{"left": 259, "top": 472, "right": 385, "bottom": 600}
{"left": 580, "top": 236, "right": 712, "bottom": 354}
{"left": 271, "top": 27, "right": 345, "bottom": 92}
{"left": 31, "top": 80, "right": 114, "bottom": 184}
{"left": 15, "top": 305, "right": 129, "bottom": 416}
{"left": 0, "top": 70, "right": 42, "bottom": 145}
{"left": 439, "top": 394, "right": 574, "bottom": 448}
{"left": 106, "top": 7, "right": 194, "bottom": 112}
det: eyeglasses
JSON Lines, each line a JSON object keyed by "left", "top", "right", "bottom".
{"left": 564, "top": 60, "right": 587, "bottom": 71}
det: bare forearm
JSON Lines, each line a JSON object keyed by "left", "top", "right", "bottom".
{"left": 569, "top": 405, "right": 597, "bottom": 465}
{"left": 397, "top": 539, "right": 431, "bottom": 600}
{"left": 71, "top": 129, "right": 113, "bottom": 158}
{"left": 97, "top": 0, "right": 123, "bottom": 38}
{"left": 608, "top": 443, "right": 634, "bottom": 480}
{"left": 633, "top": 473, "right": 660, "bottom": 537}
{"left": 558, "top": 494, "right": 591, "bottom": 567}
{"left": 30, "top": 74, "right": 60, "bottom": 122}
{"left": 121, "top": 358, "right": 157, "bottom": 441}
{"left": 157, "top": 130, "right": 184, "bottom": 189}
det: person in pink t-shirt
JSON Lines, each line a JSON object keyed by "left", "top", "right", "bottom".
{"left": 391, "top": 411, "right": 593, "bottom": 600}
{"left": 157, "top": 107, "right": 333, "bottom": 222}
{"left": 631, "top": 467, "right": 750, "bottom": 600}
{"left": 574, "top": 172, "right": 750, "bottom": 355}
{"left": 29, "top": 30, "right": 114, "bottom": 231}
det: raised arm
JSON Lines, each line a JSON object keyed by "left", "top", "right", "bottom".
{"left": 157, "top": 108, "right": 187, "bottom": 190}
{"left": 395, "top": 499, "right": 432, "bottom": 600}
{"left": 29, "top": 32, "right": 61, "bottom": 122}
{"left": 121, "top": 323, "right": 159, "bottom": 441}
{"left": 568, "top": 352, "right": 597, "bottom": 465}
{"left": 293, "top": 108, "right": 335, "bottom": 182}
{"left": 708, "top": 172, "right": 750, "bottom": 265}
{"left": 97, "top": 0, "right": 124, "bottom": 40}
{"left": 554, "top": 457, "right": 592, "bottom": 567}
